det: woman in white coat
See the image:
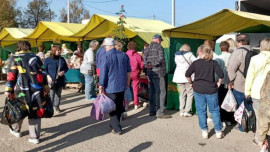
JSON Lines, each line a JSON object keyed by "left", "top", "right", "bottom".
{"left": 172, "top": 44, "right": 196, "bottom": 117}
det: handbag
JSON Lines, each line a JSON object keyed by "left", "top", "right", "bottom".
{"left": 99, "top": 94, "right": 116, "bottom": 114}
{"left": 221, "top": 89, "right": 237, "bottom": 112}
{"left": 1, "top": 98, "right": 29, "bottom": 129}
{"left": 49, "top": 58, "right": 61, "bottom": 89}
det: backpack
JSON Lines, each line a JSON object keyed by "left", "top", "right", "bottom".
{"left": 241, "top": 98, "right": 256, "bottom": 133}
{"left": 239, "top": 47, "right": 258, "bottom": 78}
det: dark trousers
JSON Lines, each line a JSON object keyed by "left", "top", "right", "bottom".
{"left": 106, "top": 91, "right": 125, "bottom": 133}
{"left": 218, "top": 85, "right": 235, "bottom": 122}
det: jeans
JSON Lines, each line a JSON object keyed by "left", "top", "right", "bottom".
{"left": 84, "top": 74, "right": 96, "bottom": 100}
{"left": 106, "top": 92, "right": 125, "bottom": 133}
{"left": 232, "top": 89, "right": 245, "bottom": 131}
{"left": 148, "top": 76, "right": 166, "bottom": 117}
{"left": 50, "top": 86, "right": 63, "bottom": 109}
{"left": 194, "top": 92, "right": 222, "bottom": 132}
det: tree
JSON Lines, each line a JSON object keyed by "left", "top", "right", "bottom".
{"left": 0, "top": 0, "right": 18, "bottom": 31}
{"left": 112, "top": 5, "right": 128, "bottom": 51}
{"left": 18, "top": 0, "right": 56, "bottom": 28}
{"left": 60, "top": 0, "right": 90, "bottom": 23}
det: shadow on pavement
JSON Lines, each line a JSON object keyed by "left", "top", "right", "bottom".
{"left": 129, "top": 141, "right": 153, "bottom": 152}
{"left": 26, "top": 106, "right": 163, "bottom": 151}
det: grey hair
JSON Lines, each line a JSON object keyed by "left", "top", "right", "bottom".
{"left": 89, "top": 40, "right": 99, "bottom": 48}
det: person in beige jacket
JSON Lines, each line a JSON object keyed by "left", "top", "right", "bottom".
{"left": 227, "top": 34, "right": 251, "bottom": 132}
{"left": 245, "top": 38, "right": 270, "bottom": 145}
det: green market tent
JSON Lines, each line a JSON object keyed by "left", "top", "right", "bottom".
{"left": 163, "top": 9, "right": 270, "bottom": 110}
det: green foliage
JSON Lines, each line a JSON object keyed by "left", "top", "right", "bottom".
{"left": 0, "top": 0, "right": 17, "bottom": 31}
{"left": 17, "top": 0, "right": 56, "bottom": 28}
{"left": 59, "top": 0, "right": 90, "bottom": 23}
{"left": 112, "top": 5, "right": 128, "bottom": 51}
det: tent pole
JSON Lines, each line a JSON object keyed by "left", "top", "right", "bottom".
{"left": 172, "top": 0, "right": 175, "bottom": 26}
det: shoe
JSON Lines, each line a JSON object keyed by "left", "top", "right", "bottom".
{"left": 143, "top": 102, "right": 148, "bottom": 107}
{"left": 222, "top": 122, "right": 226, "bottom": 127}
{"left": 233, "top": 126, "right": 245, "bottom": 133}
{"left": 134, "top": 105, "right": 141, "bottom": 110}
{"left": 207, "top": 118, "right": 212, "bottom": 123}
{"left": 54, "top": 108, "right": 62, "bottom": 114}
{"left": 28, "top": 138, "right": 40, "bottom": 144}
{"left": 149, "top": 112, "right": 156, "bottom": 116}
{"left": 109, "top": 125, "right": 122, "bottom": 135}
{"left": 157, "top": 115, "right": 172, "bottom": 119}
{"left": 202, "top": 130, "right": 208, "bottom": 139}
{"left": 253, "top": 139, "right": 259, "bottom": 146}
{"left": 179, "top": 112, "right": 185, "bottom": 117}
{"left": 10, "top": 129, "right": 21, "bottom": 138}
{"left": 184, "top": 112, "right": 192, "bottom": 117}
{"left": 216, "top": 131, "right": 224, "bottom": 139}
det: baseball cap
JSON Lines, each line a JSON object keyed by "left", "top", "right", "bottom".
{"left": 103, "top": 38, "right": 115, "bottom": 46}
{"left": 152, "top": 34, "right": 163, "bottom": 41}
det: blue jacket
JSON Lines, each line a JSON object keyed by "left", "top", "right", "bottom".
{"left": 96, "top": 47, "right": 106, "bottom": 68}
{"left": 99, "top": 49, "right": 131, "bottom": 93}
{"left": 44, "top": 56, "right": 69, "bottom": 87}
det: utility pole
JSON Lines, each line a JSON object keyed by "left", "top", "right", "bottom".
{"left": 48, "top": 0, "right": 53, "bottom": 21}
{"left": 67, "top": 0, "right": 70, "bottom": 23}
{"left": 172, "top": 0, "right": 175, "bottom": 26}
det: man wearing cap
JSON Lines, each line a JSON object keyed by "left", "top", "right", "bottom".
{"left": 99, "top": 38, "right": 131, "bottom": 134}
{"left": 144, "top": 34, "right": 171, "bottom": 118}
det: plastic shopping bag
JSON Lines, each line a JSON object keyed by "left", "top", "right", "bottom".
{"left": 99, "top": 94, "right": 116, "bottom": 114}
{"left": 234, "top": 102, "right": 245, "bottom": 124}
{"left": 90, "top": 96, "right": 104, "bottom": 121}
{"left": 221, "top": 89, "right": 237, "bottom": 112}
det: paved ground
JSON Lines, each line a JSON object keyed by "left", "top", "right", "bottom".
{"left": 0, "top": 81, "right": 260, "bottom": 152}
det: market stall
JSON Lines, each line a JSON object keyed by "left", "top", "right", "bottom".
{"left": 163, "top": 9, "right": 270, "bottom": 110}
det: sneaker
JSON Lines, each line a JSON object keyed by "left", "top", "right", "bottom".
{"left": 134, "top": 105, "right": 141, "bottom": 110}
{"left": 184, "top": 112, "right": 192, "bottom": 117}
{"left": 222, "top": 122, "right": 226, "bottom": 127}
{"left": 216, "top": 131, "right": 224, "bottom": 139}
{"left": 157, "top": 115, "right": 172, "bottom": 119}
{"left": 202, "top": 130, "right": 208, "bottom": 139}
{"left": 28, "top": 138, "right": 40, "bottom": 144}
{"left": 121, "top": 112, "right": 127, "bottom": 121}
{"left": 9, "top": 129, "right": 21, "bottom": 138}
{"left": 149, "top": 112, "right": 156, "bottom": 116}
{"left": 233, "top": 126, "right": 245, "bottom": 133}
{"left": 143, "top": 102, "right": 148, "bottom": 107}
{"left": 179, "top": 112, "right": 185, "bottom": 117}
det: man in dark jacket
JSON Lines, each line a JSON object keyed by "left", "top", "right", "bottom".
{"left": 144, "top": 34, "right": 171, "bottom": 118}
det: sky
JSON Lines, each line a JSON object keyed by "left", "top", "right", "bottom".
{"left": 16, "top": 0, "right": 236, "bottom": 26}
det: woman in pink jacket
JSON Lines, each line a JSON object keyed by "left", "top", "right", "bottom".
{"left": 126, "top": 41, "right": 144, "bottom": 109}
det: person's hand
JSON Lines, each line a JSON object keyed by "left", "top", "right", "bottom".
{"left": 99, "top": 86, "right": 104, "bottom": 95}
{"left": 217, "top": 82, "right": 221, "bottom": 88}
{"left": 228, "top": 83, "right": 234, "bottom": 89}
{"left": 246, "top": 95, "right": 251, "bottom": 99}
{"left": 4, "top": 92, "right": 11, "bottom": 99}
{"left": 58, "top": 71, "right": 65, "bottom": 76}
{"left": 190, "top": 83, "right": 193, "bottom": 88}
{"left": 147, "top": 63, "right": 152, "bottom": 69}
{"left": 45, "top": 87, "right": 50, "bottom": 94}
{"left": 47, "top": 75, "right": 53, "bottom": 84}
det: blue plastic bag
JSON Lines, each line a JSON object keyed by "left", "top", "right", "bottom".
{"left": 100, "top": 94, "right": 116, "bottom": 114}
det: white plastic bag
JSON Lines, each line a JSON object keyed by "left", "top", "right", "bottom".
{"left": 221, "top": 89, "right": 237, "bottom": 112}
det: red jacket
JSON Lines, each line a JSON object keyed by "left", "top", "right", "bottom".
{"left": 126, "top": 50, "right": 144, "bottom": 78}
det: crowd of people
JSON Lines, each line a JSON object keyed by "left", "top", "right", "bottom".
{"left": 3, "top": 33, "right": 270, "bottom": 151}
